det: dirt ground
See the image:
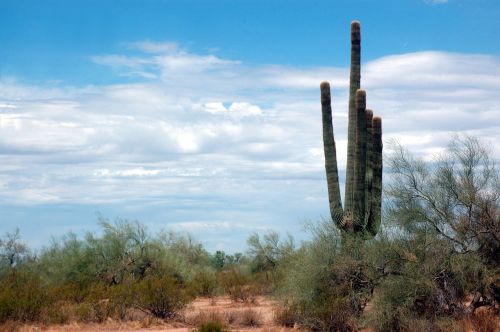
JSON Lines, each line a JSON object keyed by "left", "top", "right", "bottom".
{"left": 6, "top": 296, "right": 497, "bottom": 332}
{"left": 9, "top": 296, "right": 297, "bottom": 332}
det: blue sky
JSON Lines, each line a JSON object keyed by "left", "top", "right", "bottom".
{"left": 1, "top": 0, "right": 499, "bottom": 252}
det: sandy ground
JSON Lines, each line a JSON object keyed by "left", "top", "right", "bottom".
{"left": 8, "top": 296, "right": 296, "bottom": 332}
{"left": 5, "top": 296, "right": 497, "bottom": 332}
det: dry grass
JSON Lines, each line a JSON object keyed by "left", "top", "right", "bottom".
{"left": 273, "top": 307, "right": 298, "bottom": 328}
{"left": 185, "top": 310, "right": 227, "bottom": 327}
{"left": 0, "top": 295, "right": 337, "bottom": 331}
{"left": 236, "top": 309, "right": 262, "bottom": 327}
{"left": 184, "top": 308, "right": 262, "bottom": 328}
{"left": 460, "top": 311, "right": 500, "bottom": 332}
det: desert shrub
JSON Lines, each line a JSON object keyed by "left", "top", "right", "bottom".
{"left": 38, "top": 300, "right": 72, "bottom": 325}
{"left": 186, "top": 310, "right": 226, "bottom": 326}
{"left": 78, "top": 284, "right": 116, "bottom": 322}
{"left": 278, "top": 219, "right": 494, "bottom": 331}
{"left": 106, "top": 278, "right": 136, "bottom": 320}
{"left": 367, "top": 232, "right": 493, "bottom": 331}
{"left": 218, "top": 267, "right": 258, "bottom": 302}
{"left": 36, "top": 232, "right": 98, "bottom": 300}
{"left": 47, "top": 282, "right": 91, "bottom": 304}
{"left": 461, "top": 311, "right": 500, "bottom": 332}
{"left": 237, "top": 308, "right": 262, "bottom": 327}
{"left": 246, "top": 232, "right": 295, "bottom": 293}
{"left": 0, "top": 269, "right": 48, "bottom": 323}
{"left": 192, "top": 268, "right": 218, "bottom": 297}
{"left": 196, "top": 321, "right": 231, "bottom": 332}
{"left": 274, "top": 305, "right": 299, "bottom": 327}
{"left": 35, "top": 219, "right": 213, "bottom": 308}
{"left": 224, "top": 310, "right": 238, "bottom": 325}
{"left": 133, "top": 274, "right": 193, "bottom": 319}
{"left": 371, "top": 276, "right": 429, "bottom": 331}
{"left": 277, "top": 221, "right": 376, "bottom": 331}
{"left": 73, "top": 302, "right": 92, "bottom": 322}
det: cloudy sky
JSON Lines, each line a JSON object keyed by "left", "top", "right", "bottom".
{"left": 1, "top": 0, "right": 499, "bottom": 252}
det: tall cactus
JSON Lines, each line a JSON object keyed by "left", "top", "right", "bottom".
{"left": 320, "top": 21, "right": 383, "bottom": 239}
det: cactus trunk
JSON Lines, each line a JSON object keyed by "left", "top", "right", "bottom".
{"left": 353, "top": 90, "right": 367, "bottom": 231}
{"left": 345, "top": 20, "right": 361, "bottom": 215}
{"left": 320, "top": 21, "right": 383, "bottom": 239}
{"left": 364, "top": 109, "right": 374, "bottom": 225}
{"left": 366, "top": 117, "right": 383, "bottom": 237}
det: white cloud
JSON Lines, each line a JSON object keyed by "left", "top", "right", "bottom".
{"left": 203, "top": 102, "right": 262, "bottom": 117}
{"left": 1, "top": 44, "right": 499, "bottom": 250}
{"left": 204, "top": 102, "right": 227, "bottom": 114}
{"left": 170, "top": 221, "right": 268, "bottom": 232}
{"left": 0, "top": 103, "right": 17, "bottom": 109}
{"left": 92, "top": 42, "right": 239, "bottom": 81}
{"left": 94, "top": 168, "right": 162, "bottom": 177}
{"left": 130, "top": 41, "right": 179, "bottom": 54}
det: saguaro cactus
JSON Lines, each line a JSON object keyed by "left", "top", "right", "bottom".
{"left": 320, "top": 21, "right": 383, "bottom": 239}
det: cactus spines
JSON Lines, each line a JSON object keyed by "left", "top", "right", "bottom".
{"left": 320, "top": 21, "right": 383, "bottom": 239}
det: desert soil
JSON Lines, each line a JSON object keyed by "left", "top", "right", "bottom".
{"left": 11, "top": 296, "right": 296, "bottom": 332}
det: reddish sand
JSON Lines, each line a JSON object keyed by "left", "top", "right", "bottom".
{"left": 10, "top": 296, "right": 296, "bottom": 332}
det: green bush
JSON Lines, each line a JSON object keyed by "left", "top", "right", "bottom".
{"left": 276, "top": 223, "right": 374, "bottom": 331}
{"left": 133, "top": 274, "right": 193, "bottom": 319}
{"left": 0, "top": 269, "right": 48, "bottom": 323}
{"left": 196, "top": 321, "right": 230, "bottom": 332}
{"left": 218, "top": 267, "right": 258, "bottom": 303}
{"left": 191, "top": 268, "right": 218, "bottom": 297}
{"left": 40, "top": 301, "right": 71, "bottom": 325}
{"left": 368, "top": 243, "right": 494, "bottom": 332}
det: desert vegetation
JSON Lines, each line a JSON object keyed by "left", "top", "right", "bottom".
{"left": 1, "top": 21, "right": 498, "bottom": 332}
{"left": 0, "top": 134, "right": 498, "bottom": 331}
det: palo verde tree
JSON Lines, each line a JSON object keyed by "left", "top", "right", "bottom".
{"left": 320, "top": 21, "right": 383, "bottom": 239}
{"left": 385, "top": 135, "right": 499, "bottom": 315}
{"left": 387, "top": 136, "right": 499, "bottom": 267}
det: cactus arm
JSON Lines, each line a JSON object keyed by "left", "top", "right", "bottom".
{"left": 353, "top": 90, "right": 367, "bottom": 231}
{"left": 345, "top": 20, "right": 361, "bottom": 215}
{"left": 320, "top": 82, "right": 344, "bottom": 227}
{"left": 364, "top": 109, "right": 374, "bottom": 227}
{"left": 366, "top": 116, "right": 383, "bottom": 238}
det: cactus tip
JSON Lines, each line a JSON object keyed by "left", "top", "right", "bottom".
{"left": 355, "top": 89, "right": 366, "bottom": 98}
{"left": 351, "top": 21, "right": 361, "bottom": 39}
{"left": 320, "top": 81, "right": 330, "bottom": 90}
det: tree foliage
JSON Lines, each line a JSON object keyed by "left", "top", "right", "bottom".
{"left": 387, "top": 136, "right": 499, "bottom": 264}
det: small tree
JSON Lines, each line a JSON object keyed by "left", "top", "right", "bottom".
{"left": 247, "top": 232, "right": 295, "bottom": 273}
{"left": 386, "top": 135, "right": 499, "bottom": 312}
{"left": 387, "top": 136, "right": 499, "bottom": 262}
{"left": 0, "top": 228, "right": 29, "bottom": 269}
